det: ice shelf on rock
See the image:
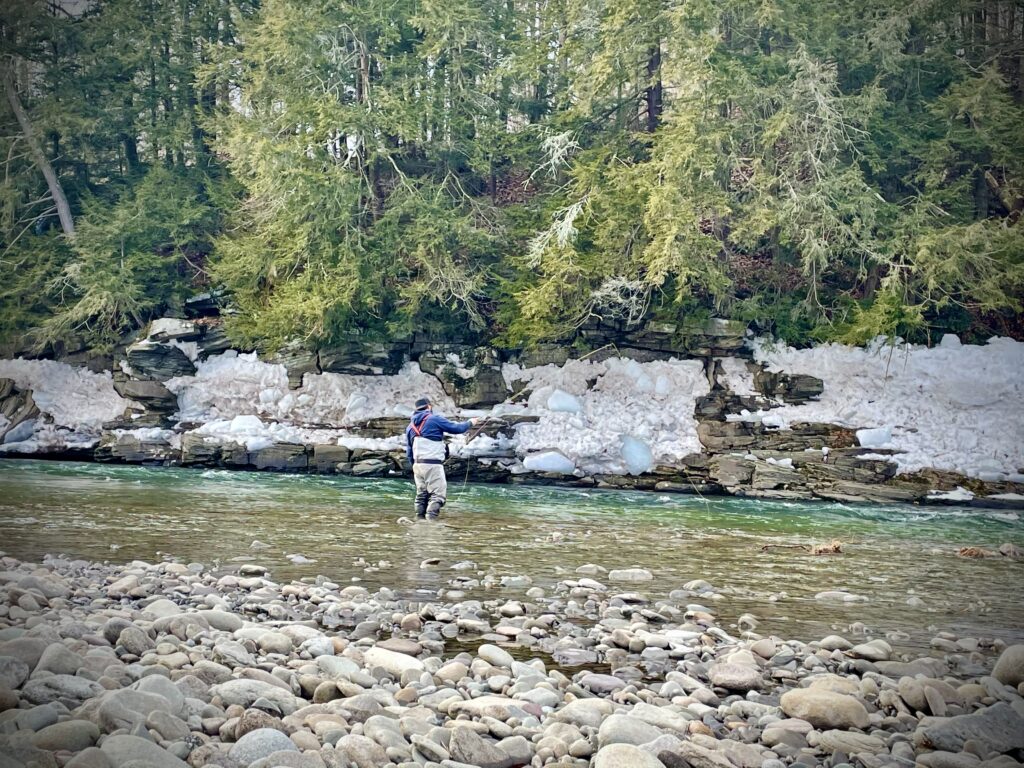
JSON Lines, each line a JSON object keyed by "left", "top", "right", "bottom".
{"left": 856, "top": 426, "right": 892, "bottom": 449}
{"left": 0, "top": 358, "right": 127, "bottom": 431}
{"left": 166, "top": 352, "right": 453, "bottom": 425}
{"left": 522, "top": 450, "right": 576, "bottom": 474}
{"left": 504, "top": 356, "right": 709, "bottom": 475}
{"left": 620, "top": 436, "right": 654, "bottom": 475}
{"left": 926, "top": 486, "right": 975, "bottom": 502}
{"left": 750, "top": 336, "right": 1024, "bottom": 479}
{"left": 547, "top": 389, "right": 582, "bottom": 413}
{"left": 717, "top": 357, "right": 757, "bottom": 397}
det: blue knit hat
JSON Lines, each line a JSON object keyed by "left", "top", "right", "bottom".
{"left": 414, "top": 397, "right": 431, "bottom": 411}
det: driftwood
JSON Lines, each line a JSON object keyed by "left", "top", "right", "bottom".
{"left": 958, "top": 546, "right": 995, "bottom": 558}
{"left": 760, "top": 539, "right": 846, "bottom": 555}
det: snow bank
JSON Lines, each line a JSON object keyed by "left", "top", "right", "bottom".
{"left": 167, "top": 352, "right": 453, "bottom": 425}
{"left": 503, "top": 356, "right": 709, "bottom": 474}
{"left": 751, "top": 336, "right": 1024, "bottom": 479}
{"left": 189, "top": 416, "right": 400, "bottom": 453}
{"left": 0, "top": 358, "right": 127, "bottom": 431}
{"left": 718, "top": 357, "right": 757, "bottom": 397}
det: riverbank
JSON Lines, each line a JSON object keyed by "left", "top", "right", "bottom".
{"left": 1, "top": 549, "right": 1023, "bottom": 768}
{"left": 1, "top": 318, "right": 1023, "bottom": 507}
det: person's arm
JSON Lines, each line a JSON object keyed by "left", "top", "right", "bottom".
{"left": 405, "top": 427, "right": 414, "bottom": 463}
{"left": 432, "top": 415, "right": 477, "bottom": 434}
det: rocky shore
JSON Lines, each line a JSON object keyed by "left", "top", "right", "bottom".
{"left": 1, "top": 553, "right": 1023, "bottom": 768}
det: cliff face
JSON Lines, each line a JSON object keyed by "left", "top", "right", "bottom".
{"left": 2, "top": 315, "right": 1023, "bottom": 509}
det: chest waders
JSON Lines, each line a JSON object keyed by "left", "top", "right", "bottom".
{"left": 409, "top": 417, "right": 447, "bottom": 520}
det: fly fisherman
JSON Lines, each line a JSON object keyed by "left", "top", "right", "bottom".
{"left": 405, "top": 397, "right": 480, "bottom": 520}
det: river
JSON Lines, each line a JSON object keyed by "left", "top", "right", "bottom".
{"left": 1, "top": 458, "right": 1021, "bottom": 653}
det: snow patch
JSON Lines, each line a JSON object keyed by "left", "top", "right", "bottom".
{"left": 167, "top": 352, "right": 453, "bottom": 425}
{"left": 927, "top": 486, "right": 974, "bottom": 502}
{"left": 752, "top": 337, "right": 1024, "bottom": 479}
{"left": 508, "top": 356, "right": 709, "bottom": 474}
{"left": 0, "top": 358, "right": 127, "bottom": 431}
{"left": 718, "top": 357, "right": 757, "bottom": 397}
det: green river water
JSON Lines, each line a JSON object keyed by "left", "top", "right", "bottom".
{"left": 1, "top": 459, "right": 1022, "bottom": 652}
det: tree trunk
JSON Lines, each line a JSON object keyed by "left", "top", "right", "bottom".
{"left": 3, "top": 67, "right": 75, "bottom": 237}
{"left": 645, "top": 42, "right": 663, "bottom": 133}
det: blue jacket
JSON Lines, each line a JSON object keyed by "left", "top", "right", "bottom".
{"left": 405, "top": 410, "right": 473, "bottom": 463}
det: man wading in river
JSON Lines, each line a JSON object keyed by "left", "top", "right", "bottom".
{"left": 406, "top": 397, "right": 480, "bottom": 520}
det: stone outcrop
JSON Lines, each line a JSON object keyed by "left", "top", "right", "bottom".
{"left": 125, "top": 340, "right": 196, "bottom": 380}
{"left": 0, "top": 380, "right": 40, "bottom": 444}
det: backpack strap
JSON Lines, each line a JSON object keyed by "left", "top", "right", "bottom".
{"left": 409, "top": 415, "right": 430, "bottom": 437}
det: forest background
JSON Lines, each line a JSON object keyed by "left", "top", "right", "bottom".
{"left": 1, "top": 0, "right": 1022, "bottom": 356}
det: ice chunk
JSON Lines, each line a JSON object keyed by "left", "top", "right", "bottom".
{"left": 3, "top": 418, "right": 37, "bottom": 445}
{"left": 229, "top": 414, "right": 264, "bottom": 433}
{"left": 620, "top": 436, "right": 654, "bottom": 475}
{"left": 856, "top": 426, "right": 892, "bottom": 448}
{"left": 927, "top": 486, "right": 974, "bottom": 502}
{"left": 761, "top": 413, "right": 786, "bottom": 429}
{"left": 523, "top": 451, "right": 576, "bottom": 474}
{"left": 547, "top": 389, "right": 582, "bottom": 413}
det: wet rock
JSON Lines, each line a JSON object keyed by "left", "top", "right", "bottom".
{"left": 32, "top": 643, "right": 83, "bottom": 676}
{"left": 779, "top": 688, "right": 870, "bottom": 730}
{"left": 608, "top": 568, "right": 654, "bottom": 582}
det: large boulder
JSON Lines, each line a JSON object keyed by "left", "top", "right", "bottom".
{"left": 210, "top": 679, "right": 303, "bottom": 715}
{"left": 708, "top": 663, "right": 763, "bottom": 692}
{"left": 228, "top": 728, "right": 298, "bottom": 764}
{"left": 21, "top": 675, "right": 103, "bottom": 707}
{"left": 917, "top": 702, "right": 1024, "bottom": 753}
{"left": 0, "top": 656, "right": 30, "bottom": 689}
{"left": 592, "top": 743, "right": 667, "bottom": 768}
{"left": 100, "top": 734, "right": 189, "bottom": 768}
{"left": 362, "top": 646, "right": 425, "bottom": 678}
{"left": 597, "top": 714, "right": 664, "bottom": 748}
{"left": 779, "top": 688, "right": 869, "bottom": 730}
{"left": 448, "top": 726, "right": 510, "bottom": 768}
{"left": 992, "top": 644, "right": 1024, "bottom": 687}
{"left": 94, "top": 688, "right": 176, "bottom": 732}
